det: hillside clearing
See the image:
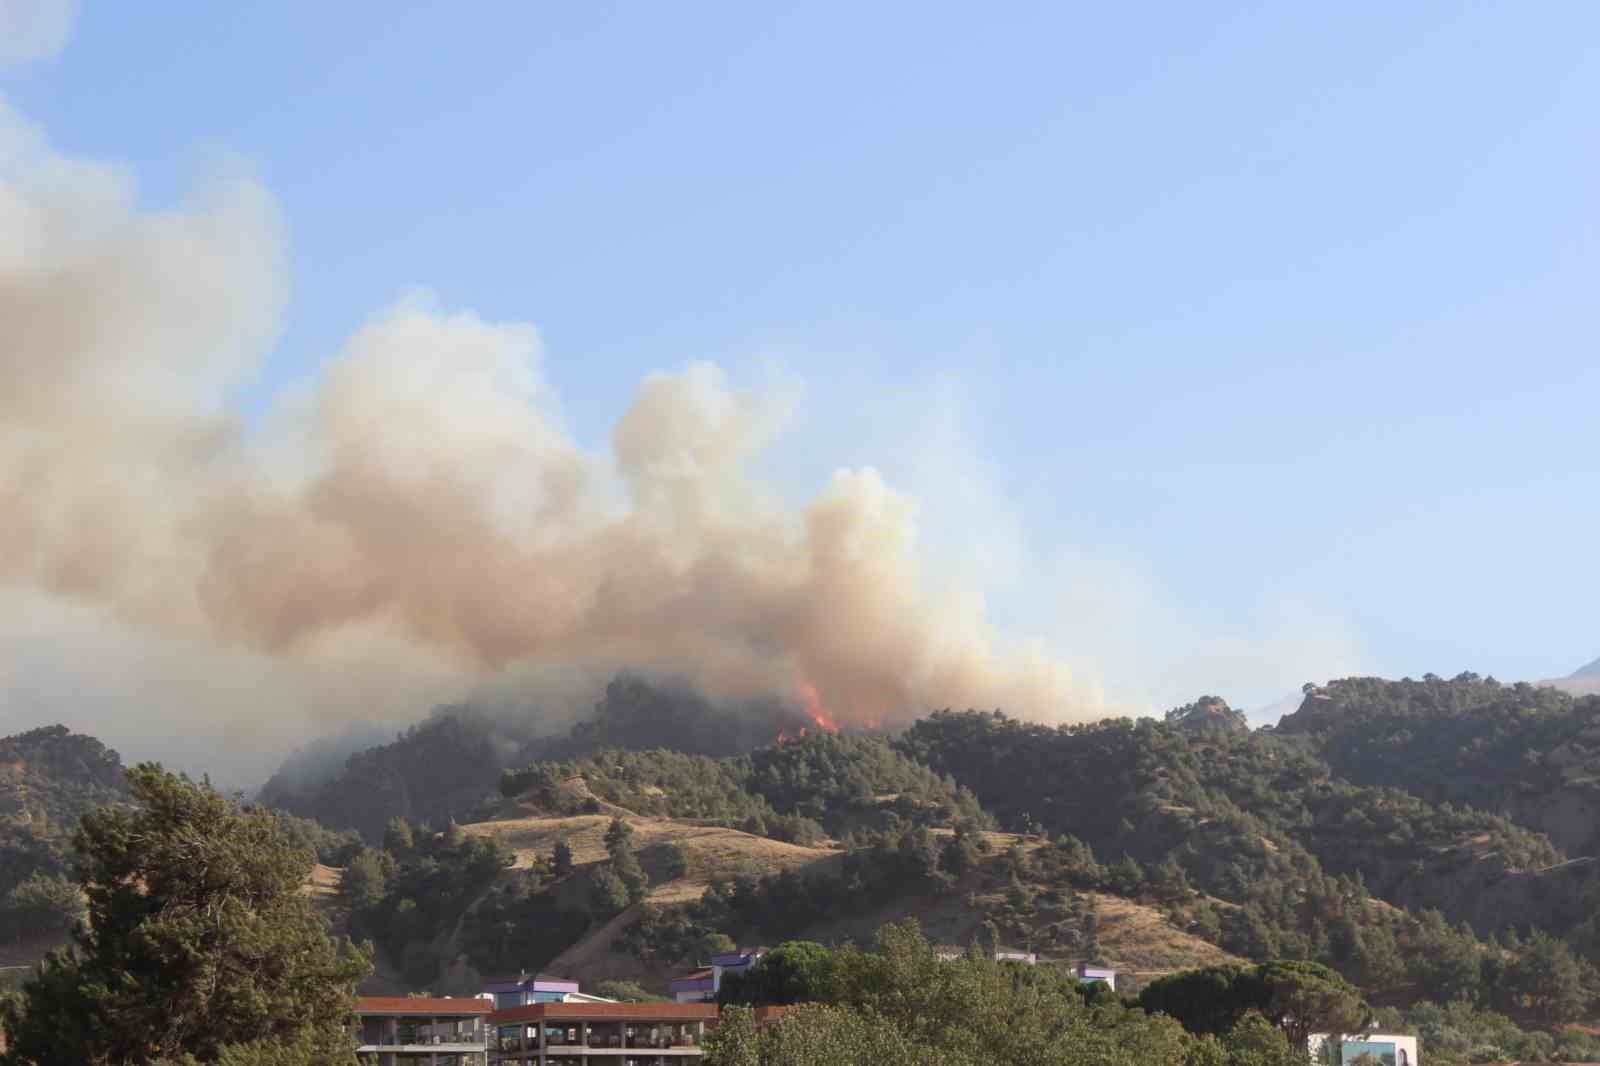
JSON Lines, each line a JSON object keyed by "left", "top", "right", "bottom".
{"left": 462, "top": 813, "right": 840, "bottom": 891}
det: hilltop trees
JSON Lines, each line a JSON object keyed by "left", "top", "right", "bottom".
{"left": 0, "top": 764, "right": 371, "bottom": 1066}
{"left": 0, "top": 872, "right": 83, "bottom": 943}
{"left": 341, "top": 821, "right": 514, "bottom": 986}
{"left": 1139, "top": 961, "right": 1367, "bottom": 1050}
{"left": 0, "top": 726, "right": 128, "bottom": 918}
{"left": 898, "top": 707, "right": 1574, "bottom": 985}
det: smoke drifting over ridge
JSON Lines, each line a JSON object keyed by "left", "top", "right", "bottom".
{"left": 0, "top": 99, "right": 1102, "bottom": 772}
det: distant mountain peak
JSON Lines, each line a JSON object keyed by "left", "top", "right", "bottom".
{"left": 1570, "top": 656, "right": 1600, "bottom": 679}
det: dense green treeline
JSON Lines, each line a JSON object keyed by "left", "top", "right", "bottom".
{"left": 705, "top": 921, "right": 1318, "bottom": 1066}
{"left": 1278, "top": 674, "right": 1600, "bottom": 852}
{"left": 500, "top": 731, "right": 991, "bottom": 841}
{"left": 622, "top": 820, "right": 977, "bottom": 963}
{"left": 344, "top": 811, "right": 680, "bottom": 985}
{"left": 338, "top": 817, "right": 515, "bottom": 986}
{"left": 898, "top": 708, "right": 1585, "bottom": 970}
{"left": 264, "top": 676, "right": 819, "bottom": 838}
{"left": 0, "top": 726, "right": 128, "bottom": 943}
{"left": 700, "top": 922, "right": 1600, "bottom": 1065}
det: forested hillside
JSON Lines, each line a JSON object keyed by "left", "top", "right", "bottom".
{"left": 0, "top": 726, "right": 126, "bottom": 948}
{"left": 263, "top": 677, "right": 816, "bottom": 838}
{"left": 285, "top": 693, "right": 1576, "bottom": 1031}
{"left": 1277, "top": 674, "right": 1600, "bottom": 854}
{"left": 499, "top": 731, "right": 991, "bottom": 843}
{"left": 18, "top": 668, "right": 1600, "bottom": 1052}
{"left": 249, "top": 676, "right": 1600, "bottom": 1005}
{"left": 891, "top": 712, "right": 1570, "bottom": 1018}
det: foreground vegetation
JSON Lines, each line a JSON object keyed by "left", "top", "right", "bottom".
{"left": 0, "top": 765, "right": 371, "bottom": 1066}
{"left": 706, "top": 922, "right": 1339, "bottom": 1066}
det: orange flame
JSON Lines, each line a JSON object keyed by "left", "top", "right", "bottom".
{"left": 798, "top": 683, "right": 841, "bottom": 734}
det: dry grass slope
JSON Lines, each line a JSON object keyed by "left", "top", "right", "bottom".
{"left": 487, "top": 818, "right": 1241, "bottom": 994}
{"left": 461, "top": 812, "right": 841, "bottom": 904}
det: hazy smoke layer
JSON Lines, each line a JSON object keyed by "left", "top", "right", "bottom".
{"left": 0, "top": 99, "right": 1101, "bottom": 765}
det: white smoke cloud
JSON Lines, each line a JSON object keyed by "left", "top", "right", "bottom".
{"left": 0, "top": 0, "right": 75, "bottom": 64}
{"left": 0, "top": 98, "right": 1105, "bottom": 778}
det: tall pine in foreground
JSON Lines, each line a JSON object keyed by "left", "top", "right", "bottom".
{"left": 0, "top": 764, "right": 372, "bottom": 1066}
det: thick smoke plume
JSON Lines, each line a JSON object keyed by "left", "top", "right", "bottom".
{"left": 0, "top": 99, "right": 1102, "bottom": 772}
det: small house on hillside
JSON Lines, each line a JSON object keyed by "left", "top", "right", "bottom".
{"left": 670, "top": 950, "right": 764, "bottom": 1003}
{"left": 1309, "top": 1032, "right": 1418, "bottom": 1065}
{"left": 1076, "top": 964, "right": 1116, "bottom": 991}
{"left": 670, "top": 968, "right": 715, "bottom": 1003}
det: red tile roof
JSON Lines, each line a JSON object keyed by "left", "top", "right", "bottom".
{"left": 357, "top": 996, "right": 494, "bottom": 1016}
{"left": 488, "top": 1002, "right": 718, "bottom": 1025}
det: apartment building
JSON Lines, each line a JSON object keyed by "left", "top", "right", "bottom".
{"left": 354, "top": 996, "right": 494, "bottom": 1066}
{"left": 486, "top": 1001, "right": 717, "bottom": 1065}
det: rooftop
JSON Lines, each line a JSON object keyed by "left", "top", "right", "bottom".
{"left": 357, "top": 996, "right": 493, "bottom": 1016}
{"left": 483, "top": 972, "right": 579, "bottom": 987}
{"left": 710, "top": 951, "right": 762, "bottom": 966}
{"left": 672, "top": 969, "right": 714, "bottom": 982}
{"left": 488, "top": 1002, "right": 719, "bottom": 1025}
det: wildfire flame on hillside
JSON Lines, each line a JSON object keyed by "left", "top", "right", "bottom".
{"left": 798, "top": 683, "right": 842, "bottom": 734}
{"left": 773, "top": 684, "right": 844, "bottom": 745}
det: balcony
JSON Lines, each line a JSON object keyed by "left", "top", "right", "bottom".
{"left": 357, "top": 1019, "right": 489, "bottom": 1052}
{"left": 491, "top": 1021, "right": 702, "bottom": 1057}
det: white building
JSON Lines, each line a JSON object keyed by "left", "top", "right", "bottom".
{"left": 1309, "top": 1032, "right": 1419, "bottom": 1065}
{"left": 1074, "top": 964, "right": 1116, "bottom": 991}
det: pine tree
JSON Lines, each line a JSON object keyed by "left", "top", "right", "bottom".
{"left": 382, "top": 816, "right": 415, "bottom": 854}
{"left": 604, "top": 816, "right": 634, "bottom": 859}
{"left": 603, "top": 818, "right": 648, "bottom": 904}
{"left": 1081, "top": 897, "right": 1102, "bottom": 964}
{"left": 553, "top": 838, "right": 575, "bottom": 877}
{"left": 0, "top": 764, "right": 371, "bottom": 1066}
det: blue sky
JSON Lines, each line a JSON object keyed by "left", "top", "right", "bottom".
{"left": 6, "top": 1, "right": 1599, "bottom": 718}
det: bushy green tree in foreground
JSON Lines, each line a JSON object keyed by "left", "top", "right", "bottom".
{"left": 1140, "top": 960, "right": 1366, "bottom": 1049}
{"left": 0, "top": 764, "right": 372, "bottom": 1066}
{"left": 708, "top": 919, "right": 1198, "bottom": 1066}
{"left": 707, "top": 920, "right": 1365, "bottom": 1065}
